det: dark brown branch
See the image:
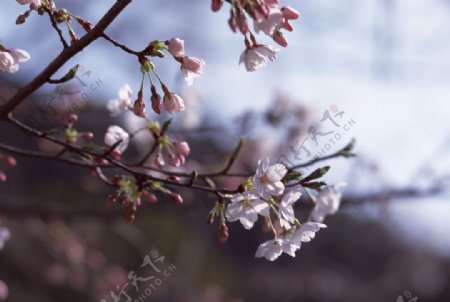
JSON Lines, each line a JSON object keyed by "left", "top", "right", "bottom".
{"left": 5, "top": 115, "right": 239, "bottom": 195}
{"left": 0, "top": 0, "right": 133, "bottom": 119}
{"left": 101, "top": 33, "right": 142, "bottom": 56}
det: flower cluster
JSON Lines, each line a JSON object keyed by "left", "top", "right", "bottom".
{"left": 107, "top": 38, "right": 204, "bottom": 119}
{"left": 221, "top": 158, "right": 345, "bottom": 261}
{"left": 0, "top": 46, "right": 30, "bottom": 73}
{"left": 103, "top": 119, "right": 190, "bottom": 168}
{"left": 167, "top": 38, "right": 205, "bottom": 86}
{"left": 211, "top": 0, "right": 299, "bottom": 71}
{"left": 15, "top": 0, "right": 94, "bottom": 42}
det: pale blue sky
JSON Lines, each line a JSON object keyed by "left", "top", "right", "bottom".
{"left": 1, "top": 0, "right": 450, "bottom": 254}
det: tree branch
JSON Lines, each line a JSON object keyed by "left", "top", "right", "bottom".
{"left": 101, "top": 33, "right": 142, "bottom": 56}
{"left": 0, "top": 0, "right": 133, "bottom": 119}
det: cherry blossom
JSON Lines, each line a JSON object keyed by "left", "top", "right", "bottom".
{"left": 16, "top": 0, "right": 41, "bottom": 7}
{"left": 0, "top": 227, "right": 10, "bottom": 250}
{"left": 279, "top": 190, "right": 301, "bottom": 228}
{"left": 253, "top": 158, "right": 287, "bottom": 198}
{"left": 181, "top": 56, "right": 205, "bottom": 85}
{"left": 255, "top": 238, "right": 297, "bottom": 261}
{"left": 239, "top": 44, "right": 278, "bottom": 72}
{"left": 163, "top": 92, "right": 185, "bottom": 113}
{"left": 310, "top": 182, "right": 346, "bottom": 222}
{"left": 289, "top": 222, "right": 327, "bottom": 247}
{"left": 0, "top": 52, "right": 14, "bottom": 73}
{"left": 107, "top": 84, "right": 133, "bottom": 116}
{"left": 167, "top": 38, "right": 185, "bottom": 58}
{"left": 254, "top": 7, "right": 283, "bottom": 36}
{"left": 0, "top": 48, "right": 30, "bottom": 73}
{"left": 225, "top": 191, "right": 269, "bottom": 229}
{"left": 104, "top": 125, "right": 130, "bottom": 154}
{"left": 281, "top": 6, "right": 300, "bottom": 20}
{"left": 272, "top": 31, "right": 288, "bottom": 47}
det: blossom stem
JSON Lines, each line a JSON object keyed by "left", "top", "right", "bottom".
{"left": 101, "top": 33, "right": 142, "bottom": 56}
{"left": 44, "top": 7, "right": 69, "bottom": 48}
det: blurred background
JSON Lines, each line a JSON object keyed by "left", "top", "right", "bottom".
{"left": 1, "top": 0, "right": 450, "bottom": 301}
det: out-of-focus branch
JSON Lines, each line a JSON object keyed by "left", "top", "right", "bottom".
{"left": 0, "top": 185, "right": 445, "bottom": 221}
{"left": 3, "top": 114, "right": 240, "bottom": 195}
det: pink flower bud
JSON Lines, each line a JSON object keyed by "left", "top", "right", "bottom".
{"left": 68, "top": 113, "right": 78, "bottom": 124}
{"left": 111, "top": 149, "right": 121, "bottom": 160}
{"left": 281, "top": 20, "right": 294, "bottom": 32}
{"left": 163, "top": 92, "right": 185, "bottom": 113}
{"left": 272, "top": 31, "right": 288, "bottom": 47}
{"left": 211, "top": 0, "right": 223, "bottom": 12}
{"left": 133, "top": 99, "right": 146, "bottom": 118}
{"left": 228, "top": 15, "right": 238, "bottom": 33}
{"left": 143, "top": 191, "right": 157, "bottom": 203}
{"left": 176, "top": 141, "right": 190, "bottom": 157}
{"left": 0, "top": 171, "right": 6, "bottom": 183}
{"left": 170, "top": 193, "right": 183, "bottom": 204}
{"left": 4, "top": 156, "right": 16, "bottom": 167}
{"left": 151, "top": 94, "right": 161, "bottom": 115}
{"left": 80, "top": 20, "right": 94, "bottom": 32}
{"left": 83, "top": 132, "right": 94, "bottom": 140}
{"left": 167, "top": 38, "right": 185, "bottom": 58}
{"left": 16, "top": 14, "right": 27, "bottom": 25}
{"left": 168, "top": 175, "right": 181, "bottom": 182}
{"left": 218, "top": 224, "right": 229, "bottom": 243}
{"left": 281, "top": 6, "right": 300, "bottom": 20}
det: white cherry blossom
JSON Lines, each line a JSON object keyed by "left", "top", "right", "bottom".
{"left": 310, "top": 182, "right": 346, "bottom": 222}
{"left": 163, "top": 92, "right": 185, "bottom": 113}
{"left": 16, "top": 0, "right": 41, "bottom": 6}
{"left": 254, "top": 7, "right": 283, "bottom": 35}
{"left": 225, "top": 191, "right": 269, "bottom": 229}
{"left": 279, "top": 190, "right": 301, "bottom": 228}
{"left": 181, "top": 56, "right": 205, "bottom": 85}
{"left": 104, "top": 125, "right": 130, "bottom": 154}
{"left": 239, "top": 44, "right": 278, "bottom": 72}
{"left": 107, "top": 84, "right": 132, "bottom": 116}
{"left": 288, "top": 222, "right": 327, "bottom": 250}
{"left": 255, "top": 238, "right": 296, "bottom": 261}
{"left": 253, "top": 158, "right": 287, "bottom": 198}
{"left": 0, "top": 48, "right": 30, "bottom": 73}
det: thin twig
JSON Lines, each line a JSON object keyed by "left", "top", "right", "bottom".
{"left": 0, "top": 0, "right": 133, "bottom": 119}
{"left": 101, "top": 33, "right": 142, "bottom": 56}
{"left": 45, "top": 8, "right": 69, "bottom": 49}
